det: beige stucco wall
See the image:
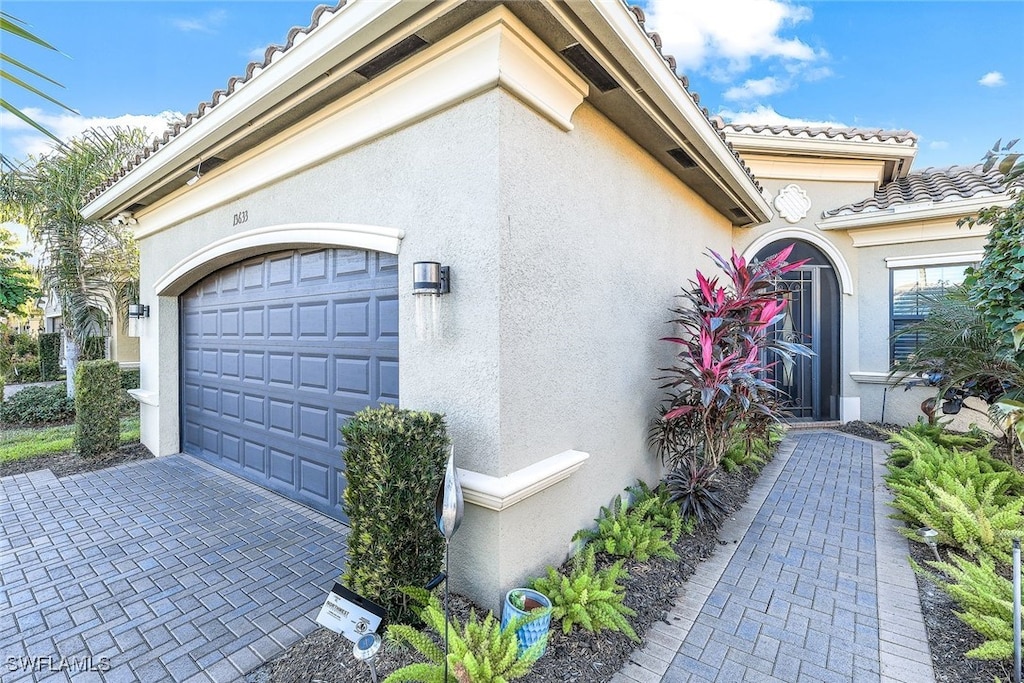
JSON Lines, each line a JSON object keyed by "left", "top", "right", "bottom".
{"left": 133, "top": 84, "right": 735, "bottom": 612}
{"left": 478, "top": 96, "right": 733, "bottom": 606}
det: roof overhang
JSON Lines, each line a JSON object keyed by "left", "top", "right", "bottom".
{"left": 82, "top": 0, "right": 771, "bottom": 227}
{"left": 725, "top": 129, "right": 917, "bottom": 186}
{"left": 817, "top": 192, "right": 1014, "bottom": 231}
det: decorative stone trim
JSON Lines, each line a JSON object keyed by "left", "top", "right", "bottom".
{"left": 458, "top": 450, "right": 590, "bottom": 511}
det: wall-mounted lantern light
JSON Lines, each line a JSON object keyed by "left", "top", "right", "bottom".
{"left": 412, "top": 262, "right": 450, "bottom": 296}
{"left": 127, "top": 303, "right": 150, "bottom": 319}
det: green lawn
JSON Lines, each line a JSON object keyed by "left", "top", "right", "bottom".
{"left": 0, "top": 416, "right": 140, "bottom": 465}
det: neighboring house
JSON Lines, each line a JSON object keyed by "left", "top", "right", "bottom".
{"left": 78, "top": 0, "right": 1011, "bottom": 609}
{"left": 724, "top": 123, "right": 1012, "bottom": 428}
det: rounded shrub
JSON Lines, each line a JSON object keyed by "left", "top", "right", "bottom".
{"left": 0, "top": 384, "right": 74, "bottom": 425}
{"left": 340, "top": 404, "right": 449, "bottom": 625}
{"left": 75, "top": 360, "right": 121, "bottom": 457}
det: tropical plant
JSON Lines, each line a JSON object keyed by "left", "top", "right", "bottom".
{"left": 0, "top": 11, "right": 77, "bottom": 164}
{"left": 0, "top": 226, "right": 38, "bottom": 315}
{"left": 530, "top": 546, "right": 638, "bottom": 642}
{"left": 625, "top": 479, "right": 695, "bottom": 538}
{"left": 651, "top": 245, "right": 811, "bottom": 472}
{"left": 916, "top": 553, "right": 1021, "bottom": 661}
{"left": 572, "top": 493, "right": 680, "bottom": 562}
{"left": 385, "top": 587, "right": 544, "bottom": 683}
{"left": 885, "top": 430, "right": 1021, "bottom": 496}
{"left": 0, "top": 126, "right": 147, "bottom": 397}
{"left": 663, "top": 461, "right": 728, "bottom": 525}
{"left": 721, "top": 421, "right": 783, "bottom": 473}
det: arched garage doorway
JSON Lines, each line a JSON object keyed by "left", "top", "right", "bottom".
{"left": 180, "top": 247, "right": 398, "bottom": 520}
{"left": 755, "top": 240, "right": 841, "bottom": 422}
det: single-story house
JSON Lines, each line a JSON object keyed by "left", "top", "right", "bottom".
{"left": 80, "top": 0, "right": 1012, "bottom": 610}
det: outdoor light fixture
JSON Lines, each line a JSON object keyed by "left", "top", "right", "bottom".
{"left": 352, "top": 633, "right": 382, "bottom": 683}
{"left": 186, "top": 159, "right": 203, "bottom": 186}
{"left": 127, "top": 303, "right": 150, "bottom": 319}
{"left": 412, "top": 261, "right": 450, "bottom": 296}
{"left": 917, "top": 527, "right": 941, "bottom": 562}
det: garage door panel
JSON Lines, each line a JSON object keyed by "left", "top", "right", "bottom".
{"left": 182, "top": 247, "right": 397, "bottom": 521}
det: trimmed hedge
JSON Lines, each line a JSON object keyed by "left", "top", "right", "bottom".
{"left": 75, "top": 360, "right": 121, "bottom": 457}
{"left": 119, "top": 367, "right": 140, "bottom": 415}
{"left": 340, "top": 404, "right": 449, "bottom": 625}
{"left": 9, "top": 357, "right": 40, "bottom": 383}
{"left": 38, "top": 333, "right": 61, "bottom": 381}
{"left": 0, "top": 384, "right": 74, "bottom": 425}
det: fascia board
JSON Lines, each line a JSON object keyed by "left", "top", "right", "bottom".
{"left": 82, "top": 0, "right": 451, "bottom": 220}
{"left": 546, "top": 0, "right": 772, "bottom": 223}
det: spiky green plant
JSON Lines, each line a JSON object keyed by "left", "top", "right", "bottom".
{"left": 572, "top": 493, "right": 679, "bottom": 562}
{"left": 663, "top": 461, "right": 728, "bottom": 525}
{"left": 530, "top": 546, "right": 638, "bottom": 642}
{"left": 626, "top": 480, "right": 695, "bottom": 538}
{"left": 888, "top": 475, "right": 1024, "bottom": 565}
{"left": 384, "top": 588, "right": 544, "bottom": 683}
{"left": 915, "top": 554, "right": 1021, "bottom": 661}
{"left": 885, "top": 431, "right": 1023, "bottom": 501}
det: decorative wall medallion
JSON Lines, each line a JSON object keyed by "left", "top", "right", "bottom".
{"left": 774, "top": 184, "right": 811, "bottom": 223}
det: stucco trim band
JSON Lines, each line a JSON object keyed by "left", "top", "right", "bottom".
{"left": 884, "top": 250, "right": 983, "bottom": 269}
{"left": 128, "top": 389, "right": 159, "bottom": 407}
{"left": 153, "top": 222, "right": 404, "bottom": 296}
{"left": 457, "top": 450, "right": 590, "bottom": 511}
{"left": 849, "top": 371, "right": 916, "bottom": 385}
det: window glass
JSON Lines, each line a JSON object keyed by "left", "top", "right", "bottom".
{"left": 890, "top": 263, "right": 970, "bottom": 363}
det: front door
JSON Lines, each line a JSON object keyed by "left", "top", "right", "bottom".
{"left": 757, "top": 241, "right": 840, "bottom": 422}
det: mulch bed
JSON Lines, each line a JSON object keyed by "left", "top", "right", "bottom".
{"left": 0, "top": 441, "right": 153, "bottom": 478}
{"left": 247, "top": 468, "right": 760, "bottom": 683}
{"left": 837, "top": 419, "right": 1018, "bottom": 683}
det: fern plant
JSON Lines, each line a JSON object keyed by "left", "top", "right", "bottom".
{"left": 915, "top": 554, "right": 1021, "bottom": 661}
{"left": 572, "top": 493, "right": 680, "bottom": 562}
{"left": 385, "top": 588, "right": 544, "bottom": 683}
{"left": 626, "top": 480, "right": 695, "bottom": 539}
{"left": 885, "top": 430, "right": 1020, "bottom": 498}
{"left": 888, "top": 475, "right": 1024, "bottom": 565}
{"left": 530, "top": 546, "right": 639, "bottom": 642}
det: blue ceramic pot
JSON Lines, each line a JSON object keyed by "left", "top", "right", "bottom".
{"left": 501, "top": 588, "right": 552, "bottom": 655}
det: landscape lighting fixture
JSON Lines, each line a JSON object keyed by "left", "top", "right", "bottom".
{"left": 917, "top": 527, "right": 941, "bottom": 562}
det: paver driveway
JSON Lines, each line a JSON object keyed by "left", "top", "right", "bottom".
{"left": 1, "top": 455, "right": 348, "bottom": 682}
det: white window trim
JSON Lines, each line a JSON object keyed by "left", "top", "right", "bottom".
{"left": 885, "top": 251, "right": 983, "bottom": 269}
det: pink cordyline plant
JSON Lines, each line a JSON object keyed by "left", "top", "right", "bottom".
{"left": 651, "top": 245, "right": 812, "bottom": 472}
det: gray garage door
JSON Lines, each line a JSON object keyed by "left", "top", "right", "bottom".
{"left": 181, "top": 248, "right": 398, "bottom": 521}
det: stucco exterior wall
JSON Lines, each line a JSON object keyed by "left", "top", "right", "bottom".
{"left": 484, "top": 95, "right": 734, "bottom": 603}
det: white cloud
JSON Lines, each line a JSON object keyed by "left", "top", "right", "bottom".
{"left": 929, "top": 140, "right": 950, "bottom": 150}
{"left": 718, "top": 105, "right": 846, "bottom": 129}
{"left": 723, "top": 76, "right": 786, "bottom": 102}
{"left": 0, "top": 108, "right": 182, "bottom": 163}
{"left": 170, "top": 9, "right": 228, "bottom": 34}
{"left": 978, "top": 71, "right": 1005, "bottom": 87}
{"left": 246, "top": 46, "right": 268, "bottom": 63}
{"left": 645, "top": 0, "right": 822, "bottom": 76}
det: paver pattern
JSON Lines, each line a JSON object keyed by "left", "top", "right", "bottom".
{"left": 1, "top": 456, "right": 348, "bottom": 683}
{"left": 614, "top": 430, "right": 934, "bottom": 683}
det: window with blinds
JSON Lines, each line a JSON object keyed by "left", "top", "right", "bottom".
{"left": 890, "top": 263, "right": 971, "bottom": 363}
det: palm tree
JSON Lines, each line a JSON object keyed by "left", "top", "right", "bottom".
{"left": 0, "top": 127, "right": 146, "bottom": 396}
{"left": 1, "top": 11, "right": 77, "bottom": 168}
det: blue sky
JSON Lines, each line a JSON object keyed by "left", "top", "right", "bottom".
{"left": 2, "top": 0, "right": 1022, "bottom": 170}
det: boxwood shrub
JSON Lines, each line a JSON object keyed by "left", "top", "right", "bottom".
{"left": 0, "top": 384, "right": 74, "bottom": 425}
{"left": 119, "top": 367, "right": 140, "bottom": 414}
{"left": 82, "top": 335, "right": 107, "bottom": 361}
{"left": 38, "top": 333, "right": 61, "bottom": 381}
{"left": 340, "top": 404, "right": 449, "bottom": 625}
{"left": 75, "top": 360, "right": 121, "bottom": 457}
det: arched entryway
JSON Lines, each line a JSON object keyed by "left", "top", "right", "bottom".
{"left": 755, "top": 240, "right": 841, "bottom": 422}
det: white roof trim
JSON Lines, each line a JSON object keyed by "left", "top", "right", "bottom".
{"left": 818, "top": 193, "right": 1013, "bottom": 231}
{"left": 885, "top": 251, "right": 983, "bottom": 269}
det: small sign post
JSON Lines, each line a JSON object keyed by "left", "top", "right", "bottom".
{"left": 315, "top": 579, "right": 387, "bottom": 643}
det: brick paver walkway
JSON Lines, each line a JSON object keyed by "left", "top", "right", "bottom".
{"left": 1, "top": 456, "right": 348, "bottom": 682}
{"left": 615, "top": 430, "right": 934, "bottom": 683}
